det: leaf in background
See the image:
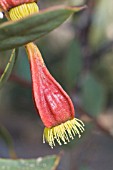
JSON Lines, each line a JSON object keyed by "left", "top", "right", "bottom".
{"left": 66, "top": 40, "right": 83, "bottom": 90}
{"left": 81, "top": 73, "right": 106, "bottom": 117}
{"left": 94, "top": 52, "right": 113, "bottom": 91}
{"left": 89, "top": 0, "right": 113, "bottom": 48}
{"left": 0, "top": 5, "right": 86, "bottom": 51}
{"left": 80, "top": 166, "right": 90, "bottom": 170}
{"left": 0, "top": 48, "right": 18, "bottom": 89}
{"left": 0, "top": 125, "right": 16, "bottom": 159}
{"left": 16, "top": 47, "right": 31, "bottom": 81}
{"left": 0, "top": 155, "right": 60, "bottom": 170}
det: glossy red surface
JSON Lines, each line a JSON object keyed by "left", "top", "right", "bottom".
{"left": 26, "top": 43, "right": 75, "bottom": 128}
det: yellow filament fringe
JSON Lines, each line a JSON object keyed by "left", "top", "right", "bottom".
{"left": 9, "top": 2, "right": 39, "bottom": 21}
{"left": 43, "top": 118, "right": 85, "bottom": 148}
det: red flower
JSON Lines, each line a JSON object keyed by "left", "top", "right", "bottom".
{"left": 26, "top": 43, "right": 76, "bottom": 128}
{"left": 0, "top": 0, "right": 85, "bottom": 148}
{"left": 26, "top": 43, "right": 85, "bottom": 148}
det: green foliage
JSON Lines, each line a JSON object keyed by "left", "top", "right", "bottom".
{"left": 94, "top": 52, "right": 113, "bottom": 91}
{"left": 0, "top": 49, "right": 18, "bottom": 89}
{"left": 81, "top": 73, "right": 106, "bottom": 117}
{"left": 16, "top": 47, "right": 31, "bottom": 81}
{"left": 0, "top": 155, "right": 60, "bottom": 170}
{"left": 80, "top": 167, "right": 90, "bottom": 170}
{"left": 66, "top": 40, "right": 83, "bottom": 90}
{"left": 0, "top": 5, "right": 85, "bottom": 51}
{"left": 0, "top": 125, "right": 16, "bottom": 159}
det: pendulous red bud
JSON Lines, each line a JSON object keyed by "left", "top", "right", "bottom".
{"left": 26, "top": 43, "right": 75, "bottom": 128}
{"left": 26, "top": 43, "right": 85, "bottom": 148}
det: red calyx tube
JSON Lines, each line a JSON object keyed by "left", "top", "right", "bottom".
{"left": 26, "top": 43, "right": 75, "bottom": 128}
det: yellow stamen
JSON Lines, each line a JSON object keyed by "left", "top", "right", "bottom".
{"left": 43, "top": 118, "right": 85, "bottom": 148}
{"left": 9, "top": 2, "right": 39, "bottom": 21}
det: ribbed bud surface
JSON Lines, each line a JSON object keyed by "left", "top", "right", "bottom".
{"left": 26, "top": 43, "right": 75, "bottom": 128}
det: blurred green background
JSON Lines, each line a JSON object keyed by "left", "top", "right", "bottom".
{"left": 1, "top": 0, "right": 113, "bottom": 170}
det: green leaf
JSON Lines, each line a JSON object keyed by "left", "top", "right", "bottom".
{"left": 0, "top": 125, "right": 16, "bottom": 159}
{"left": 80, "top": 166, "right": 90, "bottom": 170}
{"left": 16, "top": 47, "right": 31, "bottom": 81}
{"left": 0, "top": 48, "right": 18, "bottom": 89}
{"left": 0, "top": 5, "right": 86, "bottom": 51}
{"left": 81, "top": 73, "right": 106, "bottom": 117}
{"left": 0, "top": 155, "right": 60, "bottom": 170}
{"left": 66, "top": 40, "right": 83, "bottom": 90}
{"left": 94, "top": 53, "right": 113, "bottom": 91}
